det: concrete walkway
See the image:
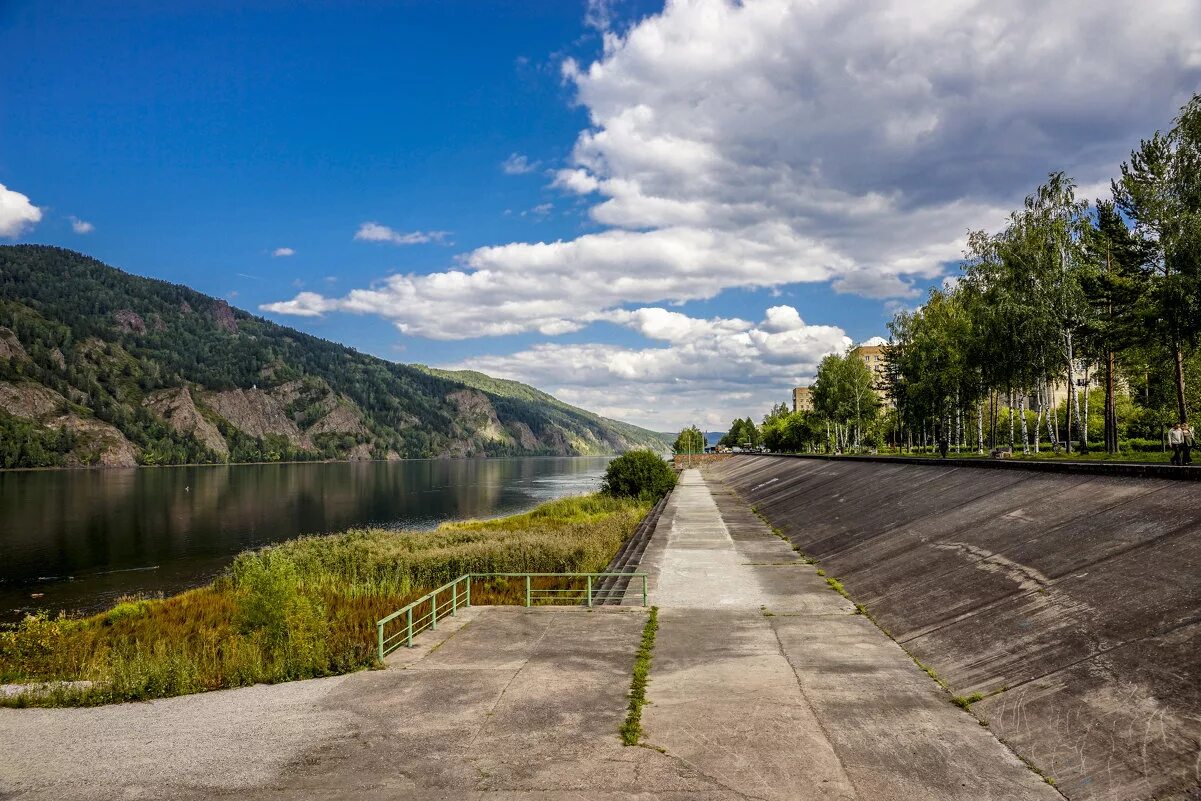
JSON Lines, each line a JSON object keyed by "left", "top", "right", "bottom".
{"left": 639, "top": 470, "right": 1062, "bottom": 801}
{"left": 0, "top": 471, "right": 1065, "bottom": 800}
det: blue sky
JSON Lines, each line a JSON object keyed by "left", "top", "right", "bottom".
{"left": 2, "top": 0, "right": 1199, "bottom": 430}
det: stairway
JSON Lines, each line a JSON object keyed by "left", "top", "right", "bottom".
{"left": 589, "top": 495, "right": 666, "bottom": 606}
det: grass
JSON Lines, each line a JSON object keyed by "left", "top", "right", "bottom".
{"left": 818, "top": 445, "right": 1177, "bottom": 464}
{"left": 620, "top": 605, "right": 659, "bottom": 746}
{"left": 0, "top": 493, "right": 650, "bottom": 707}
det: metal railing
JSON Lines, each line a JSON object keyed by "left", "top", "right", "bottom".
{"left": 376, "top": 572, "right": 649, "bottom": 660}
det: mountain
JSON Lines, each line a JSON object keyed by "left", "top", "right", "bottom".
{"left": 0, "top": 245, "right": 666, "bottom": 468}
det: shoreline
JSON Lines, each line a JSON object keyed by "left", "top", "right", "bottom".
{"left": 0, "top": 453, "right": 623, "bottom": 474}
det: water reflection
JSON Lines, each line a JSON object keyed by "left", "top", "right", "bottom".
{"left": 0, "top": 457, "right": 612, "bottom": 619}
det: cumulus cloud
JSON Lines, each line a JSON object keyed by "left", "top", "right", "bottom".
{"left": 354, "top": 222, "right": 448, "bottom": 246}
{"left": 446, "top": 305, "right": 852, "bottom": 429}
{"left": 266, "top": 0, "right": 1200, "bottom": 343}
{"left": 501, "top": 153, "right": 540, "bottom": 175}
{"left": 0, "top": 183, "right": 43, "bottom": 238}
{"left": 272, "top": 247, "right": 295, "bottom": 257}
{"left": 68, "top": 216, "right": 94, "bottom": 234}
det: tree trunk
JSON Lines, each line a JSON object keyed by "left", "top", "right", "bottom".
{"left": 955, "top": 392, "right": 962, "bottom": 454}
{"left": 1007, "top": 388, "right": 1015, "bottom": 448}
{"left": 1064, "top": 332, "right": 1076, "bottom": 453}
{"left": 1083, "top": 362, "right": 1091, "bottom": 434}
{"left": 1044, "top": 384, "right": 1057, "bottom": 447}
{"left": 1105, "top": 349, "right": 1118, "bottom": 453}
{"left": 1034, "top": 379, "right": 1043, "bottom": 454}
{"left": 977, "top": 399, "right": 985, "bottom": 454}
{"left": 1173, "top": 341, "right": 1188, "bottom": 423}
{"left": 1019, "top": 392, "right": 1029, "bottom": 454}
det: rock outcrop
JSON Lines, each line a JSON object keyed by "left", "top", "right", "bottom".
{"left": 306, "top": 403, "right": 369, "bottom": 439}
{"left": 143, "top": 388, "right": 229, "bottom": 458}
{"left": 0, "top": 381, "right": 67, "bottom": 420}
{"left": 0, "top": 327, "right": 28, "bottom": 362}
{"left": 112, "top": 309, "right": 146, "bottom": 333}
{"left": 202, "top": 388, "right": 303, "bottom": 445}
{"left": 447, "top": 389, "right": 511, "bottom": 445}
{"left": 52, "top": 415, "right": 140, "bottom": 467}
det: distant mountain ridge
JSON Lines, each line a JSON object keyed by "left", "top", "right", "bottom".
{"left": 0, "top": 245, "right": 666, "bottom": 468}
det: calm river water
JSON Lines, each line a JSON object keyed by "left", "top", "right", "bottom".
{"left": 0, "top": 457, "right": 612, "bottom": 621}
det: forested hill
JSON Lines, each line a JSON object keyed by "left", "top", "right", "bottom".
{"left": 0, "top": 245, "right": 666, "bottom": 468}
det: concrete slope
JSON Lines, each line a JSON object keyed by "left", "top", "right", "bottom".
{"left": 640, "top": 470, "right": 1061, "bottom": 801}
{"left": 706, "top": 455, "right": 1201, "bottom": 801}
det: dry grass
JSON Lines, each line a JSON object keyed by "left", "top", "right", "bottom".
{"left": 0, "top": 493, "right": 649, "bottom": 707}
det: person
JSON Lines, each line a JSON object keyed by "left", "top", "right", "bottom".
{"left": 1183, "top": 422, "right": 1195, "bottom": 466}
{"left": 1169, "top": 422, "right": 1184, "bottom": 466}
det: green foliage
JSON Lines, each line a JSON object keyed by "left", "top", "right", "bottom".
{"left": 0, "top": 493, "right": 650, "bottom": 706}
{"left": 620, "top": 606, "right": 659, "bottom": 746}
{"left": 601, "top": 450, "right": 677, "bottom": 501}
{"left": 718, "top": 416, "right": 760, "bottom": 449}
{"left": 812, "top": 350, "right": 881, "bottom": 450}
{"left": 760, "top": 408, "right": 822, "bottom": 453}
{"left": 0, "top": 246, "right": 663, "bottom": 468}
{"left": 672, "top": 424, "right": 705, "bottom": 455}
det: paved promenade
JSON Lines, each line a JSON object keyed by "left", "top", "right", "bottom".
{"left": 0, "top": 470, "right": 1062, "bottom": 800}
{"left": 638, "top": 470, "right": 1060, "bottom": 801}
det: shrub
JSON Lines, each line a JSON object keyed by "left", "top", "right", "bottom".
{"left": 601, "top": 450, "right": 677, "bottom": 501}
{"left": 0, "top": 493, "right": 649, "bottom": 707}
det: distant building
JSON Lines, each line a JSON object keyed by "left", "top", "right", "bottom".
{"left": 792, "top": 385, "right": 814, "bottom": 412}
{"left": 851, "top": 341, "right": 892, "bottom": 407}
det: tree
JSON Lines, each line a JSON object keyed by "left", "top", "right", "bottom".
{"left": 672, "top": 425, "right": 705, "bottom": 456}
{"left": 1113, "top": 93, "right": 1201, "bottom": 423}
{"left": 601, "top": 450, "right": 677, "bottom": 501}
{"left": 1081, "top": 200, "right": 1152, "bottom": 452}
{"left": 812, "top": 351, "right": 880, "bottom": 451}
{"left": 718, "top": 416, "right": 760, "bottom": 449}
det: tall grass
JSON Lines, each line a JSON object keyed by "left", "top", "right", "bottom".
{"left": 0, "top": 493, "right": 649, "bottom": 707}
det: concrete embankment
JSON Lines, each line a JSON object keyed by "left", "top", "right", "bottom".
{"left": 705, "top": 455, "right": 1201, "bottom": 801}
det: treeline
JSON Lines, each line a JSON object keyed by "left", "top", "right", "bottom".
{"left": 714, "top": 95, "right": 1201, "bottom": 458}
{"left": 885, "top": 94, "right": 1201, "bottom": 454}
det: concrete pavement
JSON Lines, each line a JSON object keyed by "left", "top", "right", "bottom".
{"left": 1, "top": 469, "right": 1064, "bottom": 800}
{"left": 638, "top": 469, "right": 1060, "bottom": 801}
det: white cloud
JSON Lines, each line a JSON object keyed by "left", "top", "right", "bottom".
{"left": 272, "top": 247, "right": 295, "bottom": 257}
{"left": 445, "top": 304, "right": 852, "bottom": 430}
{"left": 266, "top": 0, "right": 1200, "bottom": 342}
{"left": 501, "top": 153, "right": 540, "bottom": 175}
{"left": 354, "top": 222, "right": 448, "bottom": 246}
{"left": 0, "top": 184, "right": 42, "bottom": 238}
{"left": 524, "top": 203, "right": 553, "bottom": 218}
{"left": 68, "top": 216, "right": 94, "bottom": 234}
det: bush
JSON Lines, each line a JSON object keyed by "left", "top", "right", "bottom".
{"left": 0, "top": 493, "right": 649, "bottom": 707}
{"left": 601, "top": 450, "right": 677, "bottom": 501}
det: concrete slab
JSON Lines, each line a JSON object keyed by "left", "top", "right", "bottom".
{"left": 709, "top": 455, "right": 1201, "bottom": 801}
{"left": 639, "top": 470, "right": 1060, "bottom": 801}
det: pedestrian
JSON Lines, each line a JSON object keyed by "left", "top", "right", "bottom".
{"left": 1183, "top": 422, "right": 1196, "bottom": 466}
{"left": 1169, "top": 422, "right": 1184, "bottom": 466}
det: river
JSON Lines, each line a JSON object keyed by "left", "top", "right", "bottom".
{"left": 0, "top": 457, "right": 613, "bottom": 621}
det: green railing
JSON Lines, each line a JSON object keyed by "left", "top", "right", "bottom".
{"left": 376, "top": 572, "right": 649, "bottom": 660}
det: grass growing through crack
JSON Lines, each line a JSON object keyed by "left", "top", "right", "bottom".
{"left": 620, "top": 606, "right": 660, "bottom": 746}
{"left": 1, "top": 494, "right": 649, "bottom": 707}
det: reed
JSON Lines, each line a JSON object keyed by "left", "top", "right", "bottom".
{"left": 0, "top": 493, "right": 649, "bottom": 707}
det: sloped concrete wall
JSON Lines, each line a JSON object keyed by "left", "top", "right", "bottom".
{"left": 706, "top": 455, "right": 1201, "bottom": 801}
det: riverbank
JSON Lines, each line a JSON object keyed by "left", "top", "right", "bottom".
{"left": 0, "top": 493, "right": 649, "bottom": 707}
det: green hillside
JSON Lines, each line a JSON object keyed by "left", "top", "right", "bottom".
{"left": 0, "top": 245, "right": 665, "bottom": 468}
{"left": 418, "top": 367, "right": 672, "bottom": 450}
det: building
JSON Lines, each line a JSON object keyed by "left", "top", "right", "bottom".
{"left": 792, "top": 385, "right": 814, "bottom": 412}
{"left": 851, "top": 341, "right": 893, "bottom": 407}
